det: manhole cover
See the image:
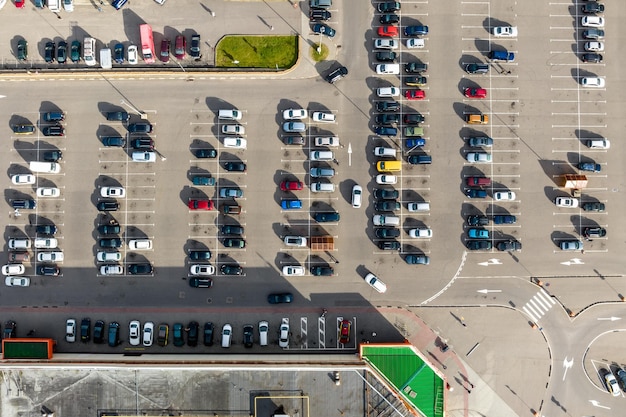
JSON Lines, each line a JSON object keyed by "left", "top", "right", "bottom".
{"left": 207, "top": 298, "right": 212, "bottom": 304}
{"left": 226, "top": 297, "right": 233, "bottom": 304}
{"left": 179, "top": 291, "right": 185, "bottom": 299}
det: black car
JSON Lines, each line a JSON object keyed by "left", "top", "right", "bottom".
{"left": 405, "top": 255, "right": 430, "bottom": 265}
{"left": 195, "top": 148, "right": 217, "bottom": 158}
{"left": 325, "top": 65, "right": 348, "bottom": 84}
{"left": 314, "top": 212, "right": 340, "bottom": 222}
{"left": 106, "top": 111, "right": 129, "bottom": 121}
{"left": 466, "top": 240, "right": 492, "bottom": 251}
{"left": 102, "top": 136, "right": 126, "bottom": 147}
{"left": 373, "top": 188, "right": 399, "bottom": 200}
{"left": 98, "top": 224, "right": 121, "bottom": 235}
{"left": 12, "top": 199, "right": 36, "bottom": 209}
{"left": 493, "top": 215, "right": 516, "bottom": 224}
{"left": 375, "top": 201, "right": 400, "bottom": 211}
{"left": 189, "top": 250, "right": 211, "bottom": 261}
{"left": 44, "top": 41, "right": 55, "bottom": 63}
{"left": 465, "top": 189, "right": 487, "bottom": 198}
{"left": 128, "top": 263, "right": 153, "bottom": 275}
{"left": 97, "top": 201, "right": 119, "bottom": 211}
{"left": 93, "top": 320, "right": 105, "bottom": 344}
{"left": 43, "top": 150, "right": 62, "bottom": 162}
{"left": 377, "top": 1, "right": 400, "bottom": 12}
{"left": 57, "top": 41, "right": 67, "bottom": 64}
{"left": 43, "top": 111, "right": 65, "bottom": 122}
{"left": 310, "top": 9, "right": 331, "bottom": 20}
{"left": 405, "top": 62, "right": 428, "bottom": 73}
{"left": 70, "top": 40, "right": 80, "bottom": 62}
{"left": 405, "top": 76, "right": 427, "bottom": 87}
{"left": 12, "top": 124, "right": 35, "bottom": 134}
{"left": 203, "top": 322, "right": 214, "bottom": 346}
{"left": 583, "top": 227, "right": 607, "bottom": 238}
{"left": 221, "top": 225, "right": 244, "bottom": 236}
{"left": 582, "top": 29, "right": 604, "bottom": 40}
{"left": 37, "top": 265, "right": 60, "bottom": 276}
{"left": 312, "top": 23, "right": 336, "bottom": 38}
{"left": 190, "top": 34, "right": 202, "bottom": 59}
{"left": 4, "top": 321, "right": 16, "bottom": 339}
{"left": 284, "top": 135, "right": 306, "bottom": 145}
{"left": 582, "top": 202, "right": 605, "bottom": 212}
{"left": 189, "top": 277, "right": 213, "bottom": 288}
{"left": 131, "top": 138, "right": 155, "bottom": 149}
{"left": 224, "top": 161, "right": 247, "bottom": 172}
{"left": 17, "top": 39, "right": 27, "bottom": 61}
{"left": 465, "top": 63, "right": 489, "bottom": 74}
{"left": 267, "top": 292, "right": 294, "bottom": 304}
{"left": 128, "top": 122, "right": 153, "bottom": 134}
{"left": 582, "top": 53, "right": 602, "bottom": 63}
{"left": 223, "top": 238, "right": 246, "bottom": 248}
{"left": 374, "top": 126, "right": 398, "bottom": 136}
{"left": 36, "top": 224, "right": 57, "bottom": 235}
{"left": 187, "top": 321, "right": 199, "bottom": 347}
{"left": 243, "top": 324, "right": 254, "bottom": 348}
{"left": 496, "top": 240, "right": 522, "bottom": 252}
{"left": 375, "top": 228, "right": 400, "bottom": 238}
{"left": 375, "top": 100, "right": 400, "bottom": 112}
{"left": 100, "top": 238, "right": 122, "bottom": 248}
{"left": 80, "top": 318, "right": 91, "bottom": 342}
{"left": 221, "top": 264, "right": 243, "bottom": 275}
{"left": 378, "top": 241, "right": 401, "bottom": 250}
{"left": 42, "top": 125, "right": 64, "bottom": 136}
{"left": 467, "top": 215, "right": 489, "bottom": 226}
{"left": 404, "top": 113, "right": 425, "bottom": 124}
{"left": 114, "top": 43, "right": 124, "bottom": 64}
{"left": 582, "top": 2, "right": 604, "bottom": 14}
{"left": 108, "top": 322, "right": 120, "bottom": 347}
{"left": 375, "top": 114, "right": 399, "bottom": 125}
{"left": 379, "top": 13, "right": 399, "bottom": 24}
{"left": 310, "top": 265, "right": 334, "bottom": 276}
{"left": 376, "top": 51, "right": 397, "bottom": 62}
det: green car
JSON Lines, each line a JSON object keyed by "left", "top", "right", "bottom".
{"left": 70, "top": 40, "right": 81, "bottom": 63}
{"left": 17, "top": 40, "right": 27, "bottom": 61}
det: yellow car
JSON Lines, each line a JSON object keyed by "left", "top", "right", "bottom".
{"left": 466, "top": 114, "right": 489, "bottom": 124}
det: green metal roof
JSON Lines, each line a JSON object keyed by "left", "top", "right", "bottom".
{"left": 361, "top": 344, "right": 444, "bottom": 417}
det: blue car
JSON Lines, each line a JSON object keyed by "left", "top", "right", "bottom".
{"left": 114, "top": 43, "right": 124, "bottom": 64}
{"left": 468, "top": 228, "right": 490, "bottom": 239}
{"left": 281, "top": 199, "right": 302, "bottom": 210}
{"left": 405, "top": 138, "right": 425, "bottom": 148}
{"left": 405, "top": 25, "right": 428, "bottom": 36}
{"left": 312, "top": 23, "right": 336, "bottom": 38}
{"left": 375, "top": 126, "right": 398, "bottom": 136}
{"left": 111, "top": 0, "right": 128, "bottom": 10}
{"left": 466, "top": 189, "right": 487, "bottom": 198}
{"left": 578, "top": 162, "right": 601, "bottom": 172}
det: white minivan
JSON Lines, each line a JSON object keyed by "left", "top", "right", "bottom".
{"left": 310, "top": 150, "right": 334, "bottom": 161}
{"left": 311, "top": 182, "right": 335, "bottom": 193}
{"left": 586, "top": 139, "right": 610, "bottom": 149}
{"left": 29, "top": 161, "right": 61, "bottom": 174}
{"left": 84, "top": 37, "right": 96, "bottom": 66}
{"left": 100, "top": 48, "right": 112, "bottom": 69}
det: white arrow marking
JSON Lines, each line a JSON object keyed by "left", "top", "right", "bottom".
{"left": 562, "top": 357, "right": 573, "bottom": 381}
{"left": 589, "top": 400, "right": 610, "bottom": 409}
{"left": 561, "top": 258, "right": 585, "bottom": 266}
{"left": 348, "top": 143, "right": 352, "bottom": 166}
{"left": 478, "top": 259, "right": 501, "bottom": 266}
{"left": 597, "top": 317, "right": 621, "bottom": 321}
{"left": 477, "top": 289, "right": 502, "bottom": 294}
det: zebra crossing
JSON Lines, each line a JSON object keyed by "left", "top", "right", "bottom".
{"left": 522, "top": 290, "right": 557, "bottom": 323}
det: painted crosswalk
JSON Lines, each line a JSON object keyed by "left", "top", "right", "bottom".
{"left": 522, "top": 290, "right": 557, "bottom": 323}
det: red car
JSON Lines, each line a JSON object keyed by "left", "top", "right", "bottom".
{"left": 464, "top": 87, "right": 487, "bottom": 98}
{"left": 280, "top": 180, "right": 304, "bottom": 191}
{"left": 466, "top": 177, "right": 491, "bottom": 187}
{"left": 339, "top": 320, "right": 351, "bottom": 344}
{"left": 377, "top": 26, "right": 399, "bottom": 37}
{"left": 15, "top": 0, "right": 25, "bottom": 7}
{"left": 188, "top": 199, "right": 214, "bottom": 210}
{"left": 405, "top": 89, "right": 426, "bottom": 100}
{"left": 174, "top": 35, "right": 186, "bottom": 60}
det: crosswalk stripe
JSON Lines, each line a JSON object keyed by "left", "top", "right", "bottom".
{"left": 533, "top": 294, "right": 551, "bottom": 310}
{"left": 523, "top": 306, "right": 539, "bottom": 322}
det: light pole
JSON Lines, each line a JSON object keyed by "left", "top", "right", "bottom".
{"left": 317, "top": 33, "right": 323, "bottom": 54}
{"left": 120, "top": 99, "right": 146, "bottom": 119}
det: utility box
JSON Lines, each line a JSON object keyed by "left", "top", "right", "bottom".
{"left": 310, "top": 235, "right": 334, "bottom": 251}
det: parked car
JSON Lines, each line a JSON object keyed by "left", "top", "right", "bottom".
{"left": 267, "top": 292, "right": 294, "bottom": 304}
{"left": 313, "top": 23, "right": 336, "bottom": 38}
{"left": 364, "top": 273, "right": 387, "bottom": 293}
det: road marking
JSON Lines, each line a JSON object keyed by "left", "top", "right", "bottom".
{"left": 563, "top": 357, "right": 573, "bottom": 381}
{"left": 522, "top": 290, "right": 556, "bottom": 322}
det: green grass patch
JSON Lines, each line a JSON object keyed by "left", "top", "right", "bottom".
{"left": 310, "top": 43, "right": 329, "bottom": 62}
{"left": 216, "top": 35, "right": 298, "bottom": 69}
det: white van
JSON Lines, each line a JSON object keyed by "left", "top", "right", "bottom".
{"left": 218, "top": 109, "right": 243, "bottom": 121}
{"left": 407, "top": 202, "right": 430, "bottom": 212}
{"left": 258, "top": 321, "right": 268, "bottom": 346}
{"left": 29, "top": 161, "right": 60, "bottom": 174}
{"left": 376, "top": 87, "right": 400, "bottom": 97}
{"left": 311, "top": 182, "right": 335, "bottom": 193}
{"left": 310, "top": 150, "right": 334, "bottom": 161}
{"left": 84, "top": 37, "right": 96, "bottom": 66}
{"left": 586, "top": 139, "right": 610, "bottom": 149}
{"left": 100, "top": 48, "right": 112, "bottom": 69}
{"left": 48, "top": 0, "right": 61, "bottom": 12}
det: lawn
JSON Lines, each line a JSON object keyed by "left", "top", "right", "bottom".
{"left": 215, "top": 36, "right": 298, "bottom": 69}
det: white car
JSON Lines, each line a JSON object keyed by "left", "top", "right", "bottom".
{"left": 364, "top": 273, "right": 387, "bottom": 293}
{"left": 221, "top": 125, "right": 245, "bottom": 135}
{"left": 221, "top": 324, "right": 232, "bottom": 348}
{"left": 131, "top": 152, "right": 157, "bottom": 162}
{"left": 581, "top": 16, "right": 604, "bottom": 28}
{"left": 406, "top": 38, "right": 425, "bottom": 49}
{"left": 97, "top": 252, "right": 122, "bottom": 262}
{"left": 128, "top": 239, "right": 152, "bottom": 250}
{"left": 351, "top": 184, "right": 363, "bottom": 208}
{"left": 555, "top": 197, "right": 579, "bottom": 208}
{"left": 2, "top": 264, "right": 25, "bottom": 275}
{"left": 466, "top": 152, "right": 492, "bottom": 163}
{"left": 283, "top": 109, "right": 308, "bottom": 120}
{"left": 376, "top": 64, "right": 400, "bottom": 75}
{"left": 374, "top": 38, "right": 399, "bottom": 49}
{"left": 34, "top": 238, "right": 58, "bottom": 249}
{"left": 63, "top": 0, "right": 73, "bottom": 12}
{"left": 376, "top": 174, "right": 397, "bottom": 185}
{"left": 278, "top": 322, "right": 289, "bottom": 348}
{"left": 129, "top": 320, "right": 141, "bottom": 346}
{"left": 494, "top": 191, "right": 516, "bottom": 201}
{"left": 37, "top": 251, "right": 64, "bottom": 262}
{"left": 408, "top": 228, "right": 433, "bottom": 239}
{"left": 580, "top": 76, "right": 605, "bottom": 88}
{"left": 8, "top": 239, "right": 30, "bottom": 250}
{"left": 605, "top": 371, "right": 621, "bottom": 396}
{"left": 142, "top": 321, "right": 154, "bottom": 346}
{"left": 312, "top": 112, "right": 336, "bottom": 123}
{"left": 36, "top": 187, "right": 60, "bottom": 198}
{"left": 284, "top": 236, "right": 307, "bottom": 247}
{"left": 492, "top": 26, "right": 518, "bottom": 37}
{"left": 314, "top": 136, "right": 339, "bottom": 147}
{"left": 5, "top": 276, "right": 30, "bottom": 287}
{"left": 100, "top": 265, "right": 123, "bottom": 275}
{"left": 66, "top": 318, "right": 76, "bottom": 343}
{"left": 190, "top": 264, "right": 215, "bottom": 276}
{"left": 584, "top": 41, "right": 604, "bottom": 52}
{"left": 127, "top": 45, "right": 138, "bottom": 64}
{"left": 11, "top": 174, "right": 35, "bottom": 185}
{"left": 282, "top": 265, "right": 305, "bottom": 276}
{"left": 223, "top": 137, "right": 247, "bottom": 149}
{"left": 373, "top": 147, "right": 397, "bottom": 157}
{"left": 376, "top": 87, "right": 400, "bottom": 97}
{"left": 100, "top": 187, "right": 126, "bottom": 198}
